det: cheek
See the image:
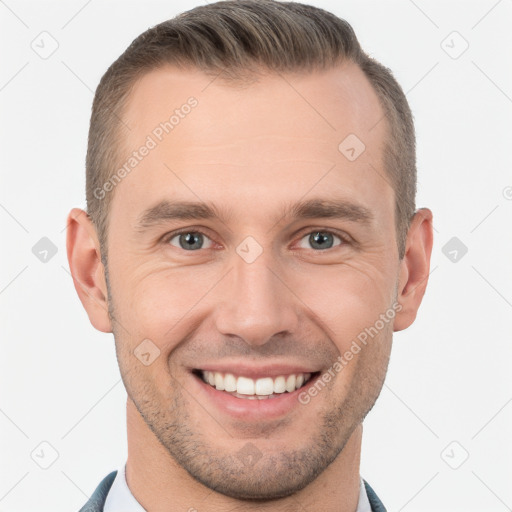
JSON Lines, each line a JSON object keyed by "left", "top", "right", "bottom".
{"left": 110, "top": 248, "right": 398, "bottom": 354}
{"left": 331, "top": 318, "right": 393, "bottom": 410}
{"left": 290, "top": 263, "right": 396, "bottom": 347}
{"left": 110, "top": 261, "right": 205, "bottom": 341}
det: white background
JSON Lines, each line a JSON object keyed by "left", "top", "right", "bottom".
{"left": 1, "top": 0, "right": 511, "bottom": 511}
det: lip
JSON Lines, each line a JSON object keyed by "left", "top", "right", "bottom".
{"left": 192, "top": 362, "right": 320, "bottom": 379}
{"left": 189, "top": 369, "right": 321, "bottom": 422}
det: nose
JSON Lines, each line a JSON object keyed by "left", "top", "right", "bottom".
{"left": 213, "top": 246, "right": 300, "bottom": 347}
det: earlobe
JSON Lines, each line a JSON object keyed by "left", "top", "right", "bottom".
{"left": 66, "top": 208, "right": 112, "bottom": 333}
{"left": 394, "top": 208, "right": 434, "bottom": 332}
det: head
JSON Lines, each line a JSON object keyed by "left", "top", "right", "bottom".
{"left": 67, "top": 0, "right": 433, "bottom": 501}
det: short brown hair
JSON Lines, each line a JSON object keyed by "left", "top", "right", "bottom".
{"left": 86, "top": 0, "right": 416, "bottom": 263}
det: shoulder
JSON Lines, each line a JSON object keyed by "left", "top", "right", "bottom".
{"left": 78, "top": 471, "right": 118, "bottom": 512}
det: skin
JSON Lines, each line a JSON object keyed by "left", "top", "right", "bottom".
{"left": 66, "top": 61, "right": 433, "bottom": 512}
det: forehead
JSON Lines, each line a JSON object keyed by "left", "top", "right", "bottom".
{"left": 122, "top": 61, "right": 386, "bottom": 149}
{"left": 111, "top": 62, "right": 392, "bottom": 230}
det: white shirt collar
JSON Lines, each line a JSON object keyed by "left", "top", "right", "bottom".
{"left": 356, "top": 476, "right": 373, "bottom": 512}
{"left": 104, "top": 461, "right": 372, "bottom": 512}
{"left": 103, "top": 462, "right": 145, "bottom": 512}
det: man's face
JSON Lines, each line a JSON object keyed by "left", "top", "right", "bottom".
{"left": 105, "top": 62, "right": 400, "bottom": 499}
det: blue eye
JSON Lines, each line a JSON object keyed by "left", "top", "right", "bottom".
{"left": 166, "top": 231, "right": 215, "bottom": 251}
{"left": 163, "top": 229, "right": 348, "bottom": 252}
{"left": 298, "top": 231, "right": 343, "bottom": 251}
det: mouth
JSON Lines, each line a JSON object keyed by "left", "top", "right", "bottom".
{"left": 192, "top": 369, "right": 320, "bottom": 400}
{"left": 189, "top": 366, "right": 323, "bottom": 421}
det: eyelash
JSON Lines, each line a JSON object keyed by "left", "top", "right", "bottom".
{"left": 161, "top": 227, "right": 352, "bottom": 253}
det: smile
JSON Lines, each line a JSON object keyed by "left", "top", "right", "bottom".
{"left": 194, "top": 370, "right": 318, "bottom": 399}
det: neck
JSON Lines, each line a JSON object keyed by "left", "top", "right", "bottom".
{"left": 125, "top": 398, "right": 363, "bottom": 512}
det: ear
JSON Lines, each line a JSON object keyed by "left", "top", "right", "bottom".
{"left": 394, "top": 208, "right": 434, "bottom": 332}
{"left": 66, "top": 208, "right": 112, "bottom": 333}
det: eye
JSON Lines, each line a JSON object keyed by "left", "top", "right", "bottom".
{"left": 165, "top": 230, "right": 215, "bottom": 251}
{"left": 162, "top": 228, "right": 349, "bottom": 253}
{"left": 297, "top": 230, "right": 346, "bottom": 251}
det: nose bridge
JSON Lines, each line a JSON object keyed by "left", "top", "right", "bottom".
{"left": 213, "top": 243, "right": 299, "bottom": 346}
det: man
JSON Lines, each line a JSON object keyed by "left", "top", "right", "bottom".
{"left": 67, "top": 0, "right": 433, "bottom": 510}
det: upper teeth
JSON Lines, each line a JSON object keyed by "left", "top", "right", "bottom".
{"left": 201, "top": 371, "right": 312, "bottom": 395}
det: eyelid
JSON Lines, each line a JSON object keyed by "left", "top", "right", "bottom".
{"left": 161, "top": 226, "right": 353, "bottom": 251}
{"left": 161, "top": 227, "right": 217, "bottom": 248}
{"left": 293, "top": 226, "right": 353, "bottom": 245}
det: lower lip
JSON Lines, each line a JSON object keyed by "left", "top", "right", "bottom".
{"left": 190, "top": 372, "right": 320, "bottom": 421}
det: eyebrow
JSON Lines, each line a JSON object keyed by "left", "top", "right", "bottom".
{"left": 135, "top": 198, "right": 374, "bottom": 232}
